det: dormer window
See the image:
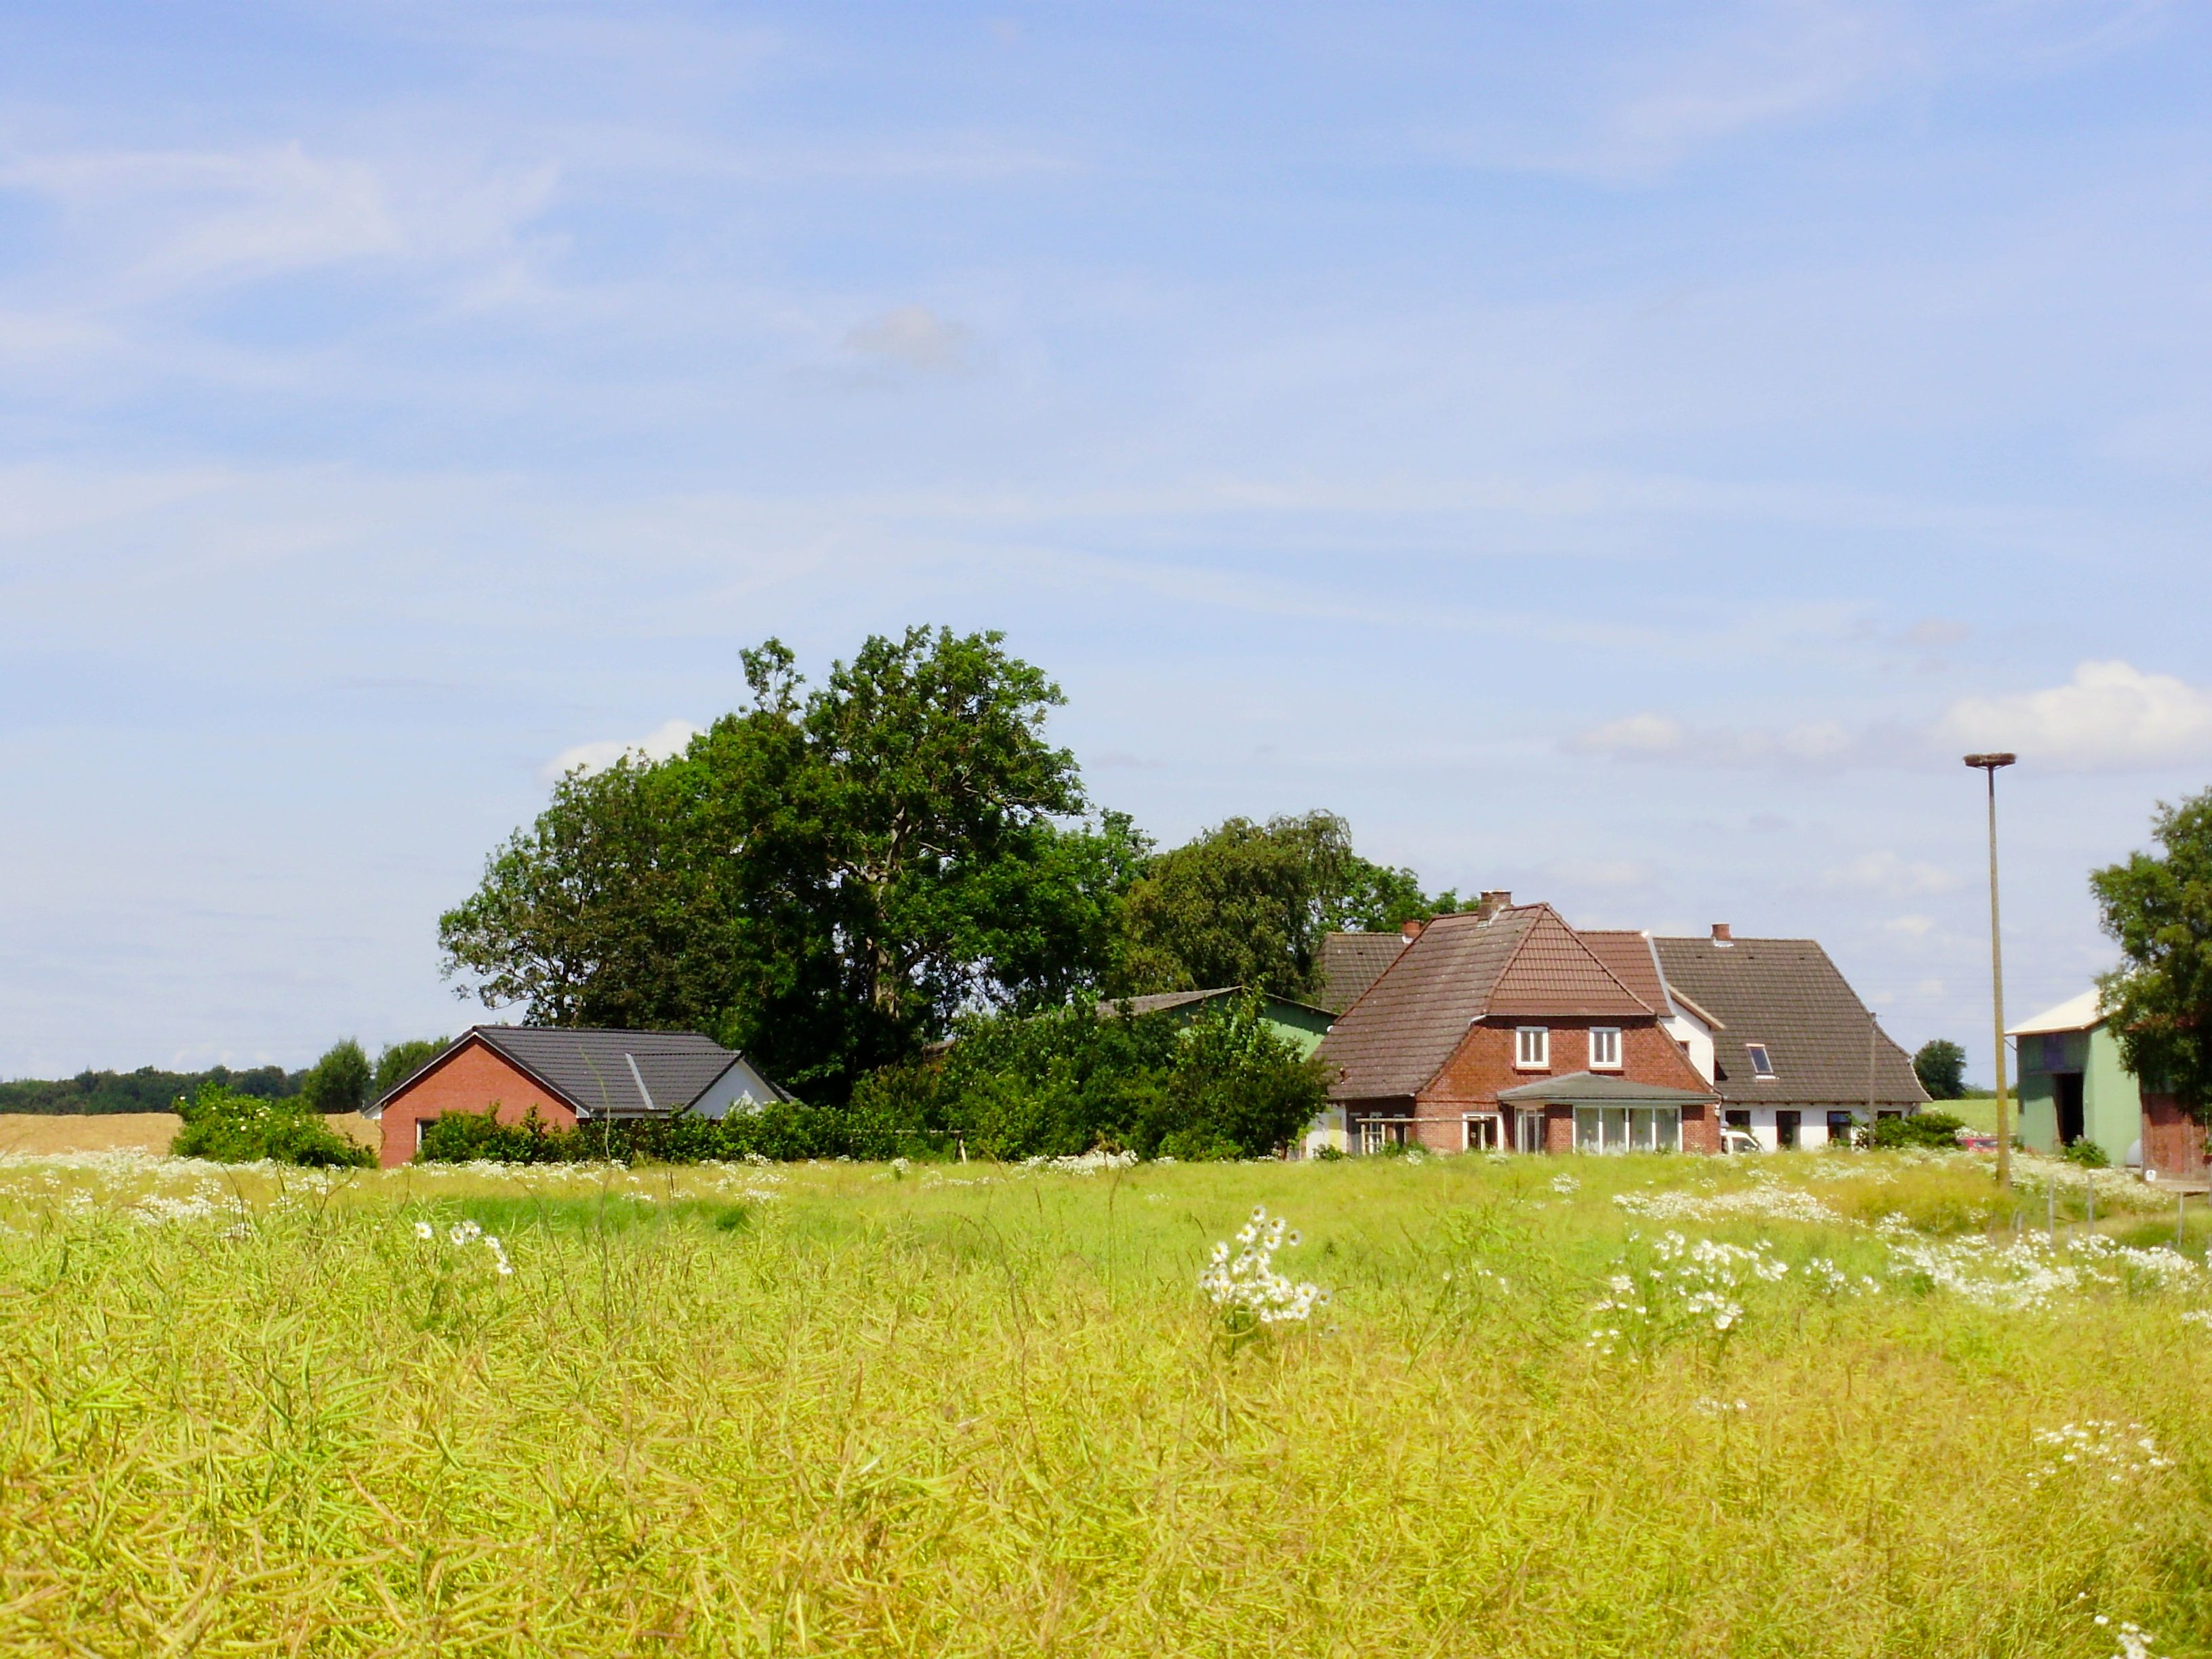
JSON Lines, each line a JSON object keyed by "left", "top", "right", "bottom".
{"left": 1589, "top": 1027, "right": 1622, "bottom": 1070}
{"left": 1746, "top": 1043, "right": 1777, "bottom": 1080}
{"left": 1515, "top": 1027, "right": 1550, "bottom": 1070}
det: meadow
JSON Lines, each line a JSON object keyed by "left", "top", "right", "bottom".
{"left": 0, "top": 1146, "right": 2206, "bottom": 1657}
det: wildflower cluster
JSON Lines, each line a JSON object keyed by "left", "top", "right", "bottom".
{"left": 1883, "top": 1229, "right": 2204, "bottom": 1313}
{"left": 2030, "top": 1420, "right": 2173, "bottom": 1488}
{"left": 2093, "top": 1617, "right": 2165, "bottom": 1659}
{"left": 1021, "top": 1149, "right": 1139, "bottom": 1176}
{"left": 413, "top": 1216, "right": 512, "bottom": 1276}
{"left": 1548, "top": 1174, "right": 1578, "bottom": 1196}
{"left": 1614, "top": 1185, "right": 1841, "bottom": 1225}
{"left": 1589, "top": 1231, "right": 1794, "bottom": 1355}
{"left": 1198, "top": 1206, "right": 1328, "bottom": 1328}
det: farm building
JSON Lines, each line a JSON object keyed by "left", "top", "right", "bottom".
{"left": 365, "top": 1026, "right": 787, "bottom": 1168}
{"left": 2007, "top": 989, "right": 2144, "bottom": 1168}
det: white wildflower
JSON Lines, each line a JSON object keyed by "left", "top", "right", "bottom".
{"left": 1198, "top": 1205, "right": 1327, "bottom": 1326}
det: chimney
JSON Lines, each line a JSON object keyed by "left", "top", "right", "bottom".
{"left": 1477, "top": 890, "right": 1513, "bottom": 920}
{"left": 1711, "top": 922, "right": 1734, "bottom": 945}
{"left": 1400, "top": 918, "right": 1425, "bottom": 942}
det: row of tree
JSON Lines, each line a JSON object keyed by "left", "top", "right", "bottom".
{"left": 436, "top": 627, "right": 1455, "bottom": 1105}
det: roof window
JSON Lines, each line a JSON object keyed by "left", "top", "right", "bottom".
{"left": 1746, "top": 1042, "right": 1777, "bottom": 1080}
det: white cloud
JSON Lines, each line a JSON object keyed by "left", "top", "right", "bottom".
{"left": 843, "top": 304, "right": 971, "bottom": 373}
{"left": 1937, "top": 660, "right": 2212, "bottom": 771}
{"left": 544, "top": 718, "right": 700, "bottom": 780}
{"left": 1565, "top": 712, "right": 1685, "bottom": 757}
{"left": 1884, "top": 914, "right": 1936, "bottom": 938}
{"left": 1822, "top": 851, "right": 1960, "bottom": 897}
{"left": 1547, "top": 857, "right": 1658, "bottom": 890}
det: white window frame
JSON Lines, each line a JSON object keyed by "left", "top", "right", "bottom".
{"left": 1572, "top": 1105, "right": 1682, "bottom": 1154}
{"left": 1588, "top": 1027, "right": 1622, "bottom": 1071}
{"left": 1746, "top": 1042, "right": 1777, "bottom": 1080}
{"left": 1514, "top": 1109, "right": 1547, "bottom": 1153}
{"left": 1462, "top": 1112, "right": 1503, "bottom": 1152}
{"left": 1515, "top": 1026, "right": 1550, "bottom": 1071}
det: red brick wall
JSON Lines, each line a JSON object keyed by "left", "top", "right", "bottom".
{"left": 375, "top": 1040, "right": 577, "bottom": 1168}
{"left": 1400, "top": 1020, "right": 1719, "bottom": 1154}
{"left": 2141, "top": 1092, "right": 2207, "bottom": 1181}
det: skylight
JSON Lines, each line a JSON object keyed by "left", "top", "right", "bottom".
{"left": 1746, "top": 1043, "right": 1777, "bottom": 1080}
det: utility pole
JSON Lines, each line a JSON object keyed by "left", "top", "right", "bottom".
{"left": 1965, "top": 753, "right": 2018, "bottom": 1189}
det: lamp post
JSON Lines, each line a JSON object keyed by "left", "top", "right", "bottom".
{"left": 1965, "top": 752, "right": 2017, "bottom": 1188}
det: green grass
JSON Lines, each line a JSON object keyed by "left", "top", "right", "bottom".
{"left": 0, "top": 1149, "right": 2207, "bottom": 1656}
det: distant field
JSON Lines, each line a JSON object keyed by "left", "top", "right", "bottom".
{"left": 0, "top": 1148, "right": 2202, "bottom": 1656}
{"left": 0, "top": 1110, "right": 379, "bottom": 1156}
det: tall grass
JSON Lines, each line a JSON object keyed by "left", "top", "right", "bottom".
{"left": 0, "top": 1150, "right": 2206, "bottom": 1656}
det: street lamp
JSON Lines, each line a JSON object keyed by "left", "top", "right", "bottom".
{"left": 1965, "top": 752, "right": 2017, "bottom": 1188}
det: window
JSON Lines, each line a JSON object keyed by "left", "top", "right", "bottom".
{"left": 1515, "top": 1027, "right": 1550, "bottom": 1069}
{"left": 415, "top": 1116, "right": 436, "bottom": 1149}
{"left": 1826, "top": 1111, "right": 1857, "bottom": 1145}
{"left": 1463, "top": 1113, "right": 1502, "bottom": 1152}
{"left": 1774, "top": 1109, "right": 1800, "bottom": 1149}
{"left": 1745, "top": 1042, "right": 1777, "bottom": 1080}
{"left": 1514, "top": 1109, "right": 1547, "bottom": 1153}
{"left": 1359, "top": 1118, "right": 1416, "bottom": 1154}
{"left": 1573, "top": 1106, "right": 1681, "bottom": 1153}
{"left": 2039, "top": 1033, "right": 2068, "bottom": 1073}
{"left": 1589, "top": 1027, "right": 1622, "bottom": 1070}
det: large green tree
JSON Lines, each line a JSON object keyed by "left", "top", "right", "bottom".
{"left": 1912, "top": 1039, "right": 1967, "bottom": 1101}
{"left": 438, "top": 628, "right": 1141, "bottom": 1099}
{"left": 1109, "top": 811, "right": 1457, "bottom": 1001}
{"left": 2092, "top": 788, "right": 2212, "bottom": 1113}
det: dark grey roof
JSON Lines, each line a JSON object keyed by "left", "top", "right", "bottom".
{"left": 1498, "top": 1070, "right": 1715, "bottom": 1105}
{"left": 1652, "top": 937, "right": 1929, "bottom": 1109}
{"left": 377, "top": 1027, "right": 765, "bottom": 1118}
{"left": 1319, "top": 933, "right": 1408, "bottom": 1012}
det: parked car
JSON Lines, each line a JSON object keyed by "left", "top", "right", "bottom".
{"left": 1720, "top": 1127, "right": 1762, "bottom": 1155}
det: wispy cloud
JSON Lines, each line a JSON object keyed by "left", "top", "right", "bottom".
{"left": 1937, "top": 660, "right": 2212, "bottom": 771}
{"left": 1823, "top": 851, "right": 1960, "bottom": 897}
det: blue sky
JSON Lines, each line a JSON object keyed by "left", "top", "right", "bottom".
{"left": 4, "top": 1, "right": 2211, "bottom": 1082}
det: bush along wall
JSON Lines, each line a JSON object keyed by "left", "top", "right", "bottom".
{"left": 170, "top": 1083, "right": 375, "bottom": 1168}
{"left": 415, "top": 994, "right": 1328, "bottom": 1166}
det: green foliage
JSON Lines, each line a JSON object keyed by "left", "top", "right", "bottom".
{"left": 169, "top": 1082, "right": 374, "bottom": 1167}
{"left": 1912, "top": 1038, "right": 1967, "bottom": 1100}
{"left": 0, "top": 1063, "right": 298, "bottom": 1115}
{"left": 298, "top": 1039, "right": 372, "bottom": 1113}
{"left": 1870, "top": 1110, "right": 1965, "bottom": 1149}
{"left": 2093, "top": 787, "right": 2212, "bottom": 1113}
{"left": 438, "top": 628, "right": 1141, "bottom": 1100}
{"left": 371, "top": 1038, "right": 449, "bottom": 1100}
{"left": 2057, "top": 1137, "right": 2112, "bottom": 1168}
{"left": 1109, "top": 811, "right": 1457, "bottom": 1000}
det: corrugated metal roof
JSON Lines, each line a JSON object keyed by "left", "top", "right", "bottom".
{"left": 1319, "top": 905, "right": 1652, "bottom": 1101}
{"left": 2007, "top": 989, "right": 2104, "bottom": 1037}
{"left": 1651, "top": 937, "right": 1927, "bottom": 1108}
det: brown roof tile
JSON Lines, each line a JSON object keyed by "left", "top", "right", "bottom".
{"left": 1319, "top": 931, "right": 1408, "bottom": 1012}
{"left": 1319, "top": 905, "right": 1653, "bottom": 1102}
{"left": 1651, "top": 937, "right": 1929, "bottom": 1109}
{"left": 1577, "top": 930, "right": 1669, "bottom": 1011}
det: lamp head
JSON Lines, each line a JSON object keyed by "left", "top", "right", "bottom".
{"left": 1963, "top": 752, "right": 2018, "bottom": 770}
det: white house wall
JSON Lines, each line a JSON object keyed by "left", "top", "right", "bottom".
{"left": 690, "top": 1058, "right": 784, "bottom": 1119}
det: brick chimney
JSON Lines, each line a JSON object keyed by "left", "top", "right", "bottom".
{"left": 1711, "top": 922, "right": 1734, "bottom": 945}
{"left": 1400, "top": 918, "right": 1425, "bottom": 942}
{"left": 1477, "top": 890, "right": 1513, "bottom": 919}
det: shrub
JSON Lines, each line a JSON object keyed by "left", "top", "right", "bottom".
{"left": 1870, "top": 1111, "right": 1966, "bottom": 1150}
{"left": 170, "top": 1083, "right": 374, "bottom": 1168}
{"left": 2058, "top": 1137, "right": 2112, "bottom": 1168}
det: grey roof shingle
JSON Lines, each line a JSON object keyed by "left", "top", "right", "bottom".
{"left": 467, "top": 1027, "right": 755, "bottom": 1118}
{"left": 1098, "top": 987, "right": 1333, "bottom": 1020}
{"left": 1651, "top": 937, "right": 1929, "bottom": 1109}
{"left": 1319, "top": 932, "right": 1408, "bottom": 1012}
{"left": 1319, "top": 905, "right": 1653, "bottom": 1102}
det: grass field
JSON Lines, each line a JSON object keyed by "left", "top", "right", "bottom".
{"left": 0, "top": 1147, "right": 2207, "bottom": 1657}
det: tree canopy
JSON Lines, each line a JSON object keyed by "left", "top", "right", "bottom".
{"left": 1108, "top": 811, "right": 1457, "bottom": 1002}
{"left": 438, "top": 628, "right": 1143, "bottom": 1101}
{"left": 2092, "top": 788, "right": 2212, "bottom": 1112}
{"left": 1912, "top": 1039, "right": 1967, "bottom": 1101}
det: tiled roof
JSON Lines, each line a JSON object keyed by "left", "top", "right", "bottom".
{"left": 1320, "top": 905, "right": 1653, "bottom": 1101}
{"left": 464, "top": 1027, "right": 754, "bottom": 1117}
{"left": 1097, "top": 987, "right": 1333, "bottom": 1020}
{"left": 1574, "top": 930, "right": 1670, "bottom": 1014}
{"left": 1319, "top": 932, "right": 1407, "bottom": 1012}
{"left": 1651, "top": 938, "right": 1928, "bottom": 1108}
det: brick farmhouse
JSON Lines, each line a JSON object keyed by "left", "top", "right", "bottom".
{"left": 365, "top": 1026, "right": 787, "bottom": 1168}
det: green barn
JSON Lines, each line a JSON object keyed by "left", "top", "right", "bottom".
{"left": 2008, "top": 990, "right": 2142, "bottom": 1167}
